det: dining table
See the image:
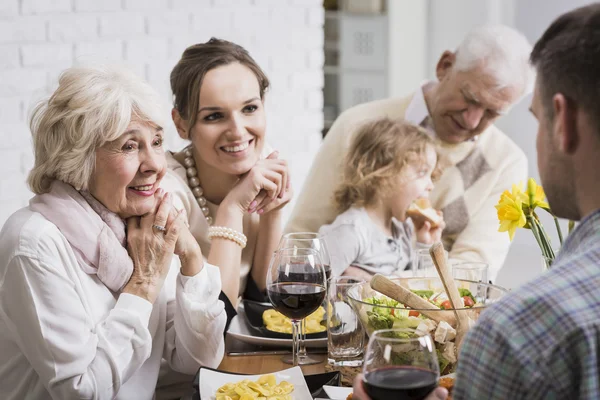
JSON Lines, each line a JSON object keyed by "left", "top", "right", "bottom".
{"left": 218, "top": 352, "right": 329, "bottom": 375}
{"left": 217, "top": 335, "right": 329, "bottom": 375}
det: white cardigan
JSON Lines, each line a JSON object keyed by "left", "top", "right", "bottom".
{"left": 0, "top": 207, "right": 226, "bottom": 400}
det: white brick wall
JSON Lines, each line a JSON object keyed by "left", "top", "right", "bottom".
{"left": 0, "top": 0, "right": 324, "bottom": 227}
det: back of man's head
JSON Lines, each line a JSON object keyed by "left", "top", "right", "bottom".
{"left": 454, "top": 24, "right": 535, "bottom": 98}
{"left": 530, "top": 4, "right": 600, "bottom": 133}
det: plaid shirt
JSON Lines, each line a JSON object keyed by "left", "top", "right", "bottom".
{"left": 454, "top": 209, "right": 600, "bottom": 399}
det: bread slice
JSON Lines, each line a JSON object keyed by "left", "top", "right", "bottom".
{"left": 407, "top": 198, "right": 442, "bottom": 227}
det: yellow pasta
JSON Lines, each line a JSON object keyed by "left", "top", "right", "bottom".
{"left": 263, "top": 306, "right": 326, "bottom": 334}
{"left": 215, "top": 374, "right": 294, "bottom": 400}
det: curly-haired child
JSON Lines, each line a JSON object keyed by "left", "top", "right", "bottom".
{"left": 318, "top": 117, "right": 445, "bottom": 280}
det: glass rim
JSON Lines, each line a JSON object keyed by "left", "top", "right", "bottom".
{"left": 327, "top": 276, "right": 366, "bottom": 285}
{"left": 274, "top": 247, "right": 320, "bottom": 255}
{"left": 450, "top": 261, "right": 489, "bottom": 269}
{"left": 347, "top": 278, "right": 509, "bottom": 311}
{"left": 282, "top": 232, "right": 322, "bottom": 239}
{"left": 370, "top": 328, "right": 429, "bottom": 343}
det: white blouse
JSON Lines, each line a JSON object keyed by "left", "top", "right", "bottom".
{"left": 0, "top": 208, "right": 226, "bottom": 400}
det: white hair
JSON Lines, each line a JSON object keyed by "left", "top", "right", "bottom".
{"left": 454, "top": 24, "right": 535, "bottom": 97}
{"left": 28, "top": 65, "right": 168, "bottom": 194}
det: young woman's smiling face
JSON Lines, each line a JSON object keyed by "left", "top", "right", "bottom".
{"left": 188, "top": 62, "right": 266, "bottom": 176}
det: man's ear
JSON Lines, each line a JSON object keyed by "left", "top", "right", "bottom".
{"left": 172, "top": 108, "right": 189, "bottom": 140}
{"left": 552, "top": 93, "right": 578, "bottom": 154}
{"left": 435, "top": 51, "right": 456, "bottom": 81}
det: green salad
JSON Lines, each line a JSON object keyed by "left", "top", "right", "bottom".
{"left": 363, "top": 288, "right": 476, "bottom": 374}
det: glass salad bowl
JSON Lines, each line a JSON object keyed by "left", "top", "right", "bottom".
{"left": 346, "top": 277, "right": 509, "bottom": 374}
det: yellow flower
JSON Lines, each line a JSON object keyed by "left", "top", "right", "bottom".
{"left": 526, "top": 178, "right": 549, "bottom": 210}
{"left": 495, "top": 184, "right": 527, "bottom": 241}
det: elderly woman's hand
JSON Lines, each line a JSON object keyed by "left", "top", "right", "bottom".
{"left": 123, "top": 191, "right": 186, "bottom": 303}
{"left": 222, "top": 151, "right": 289, "bottom": 217}
{"left": 165, "top": 201, "right": 204, "bottom": 277}
{"left": 352, "top": 374, "right": 448, "bottom": 400}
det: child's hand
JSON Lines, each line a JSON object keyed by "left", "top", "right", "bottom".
{"left": 415, "top": 211, "right": 445, "bottom": 244}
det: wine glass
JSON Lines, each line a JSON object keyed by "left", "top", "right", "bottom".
{"left": 266, "top": 247, "right": 327, "bottom": 366}
{"left": 278, "top": 232, "right": 331, "bottom": 365}
{"left": 362, "top": 329, "right": 440, "bottom": 400}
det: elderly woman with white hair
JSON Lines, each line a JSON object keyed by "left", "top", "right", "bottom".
{"left": 0, "top": 66, "right": 226, "bottom": 399}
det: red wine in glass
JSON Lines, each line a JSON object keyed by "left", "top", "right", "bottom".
{"left": 267, "top": 282, "right": 326, "bottom": 320}
{"left": 278, "top": 264, "right": 331, "bottom": 282}
{"left": 363, "top": 366, "right": 438, "bottom": 400}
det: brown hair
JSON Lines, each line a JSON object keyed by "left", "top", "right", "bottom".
{"left": 334, "top": 118, "right": 439, "bottom": 213}
{"left": 530, "top": 4, "right": 600, "bottom": 130}
{"left": 170, "top": 37, "right": 270, "bottom": 130}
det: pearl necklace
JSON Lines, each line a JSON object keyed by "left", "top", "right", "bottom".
{"left": 182, "top": 146, "right": 213, "bottom": 225}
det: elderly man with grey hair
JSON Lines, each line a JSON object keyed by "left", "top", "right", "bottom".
{"left": 286, "top": 24, "right": 535, "bottom": 282}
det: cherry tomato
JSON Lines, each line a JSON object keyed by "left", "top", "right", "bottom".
{"left": 408, "top": 310, "right": 420, "bottom": 317}
{"left": 463, "top": 296, "right": 475, "bottom": 307}
{"left": 440, "top": 300, "right": 452, "bottom": 310}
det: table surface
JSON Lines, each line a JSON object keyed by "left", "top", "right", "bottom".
{"left": 218, "top": 352, "right": 328, "bottom": 375}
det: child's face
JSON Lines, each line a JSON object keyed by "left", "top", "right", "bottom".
{"left": 387, "top": 145, "right": 437, "bottom": 221}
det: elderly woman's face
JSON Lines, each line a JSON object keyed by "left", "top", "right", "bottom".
{"left": 89, "top": 119, "right": 166, "bottom": 219}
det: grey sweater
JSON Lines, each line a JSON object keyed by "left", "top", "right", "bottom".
{"left": 318, "top": 207, "right": 422, "bottom": 277}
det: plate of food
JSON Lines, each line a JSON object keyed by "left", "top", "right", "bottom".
{"left": 226, "top": 303, "right": 328, "bottom": 348}
{"left": 242, "top": 299, "right": 327, "bottom": 340}
{"left": 199, "top": 366, "right": 312, "bottom": 400}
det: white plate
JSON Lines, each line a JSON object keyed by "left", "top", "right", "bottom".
{"left": 226, "top": 306, "right": 328, "bottom": 348}
{"left": 322, "top": 385, "right": 353, "bottom": 399}
{"left": 199, "top": 366, "right": 312, "bottom": 400}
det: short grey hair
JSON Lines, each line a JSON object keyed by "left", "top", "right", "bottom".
{"left": 454, "top": 24, "right": 535, "bottom": 98}
{"left": 28, "top": 65, "right": 168, "bottom": 194}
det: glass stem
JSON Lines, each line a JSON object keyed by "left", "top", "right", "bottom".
{"left": 291, "top": 319, "right": 302, "bottom": 366}
{"left": 299, "top": 319, "right": 307, "bottom": 358}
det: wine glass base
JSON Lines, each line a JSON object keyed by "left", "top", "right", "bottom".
{"left": 280, "top": 354, "right": 324, "bottom": 365}
{"left": 327, "top": 357, "right": 364, "bottom": 367}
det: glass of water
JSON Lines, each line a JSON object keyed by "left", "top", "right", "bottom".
{"left": 451, "top": 261, "right": 489, "bottom": 283}
{"left": 412, "top": 248, "right": 443, "bottom": 278}
{"left": 327, "top": 276, "right": 365, "bottom": 366}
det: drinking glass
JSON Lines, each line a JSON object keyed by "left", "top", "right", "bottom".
{"left": 412, "top": 248, "right": 439, "bottom": 278}
{"left": 451, "top": 261, "right": 489, "bottom": 303}
{"left": 327, "top": 276, "right": 365, "bottom": 366}
{"left": 362, "top": 329, "right": 440, "bottom": 400}
{"left": 278, "top": 232, "right": 331, "bottom": 365}
{"left": 266, "top": 247, "right": 327, "bottom": 366}
{"left": 451, "top": 261, "right": 488, "bottom": 283}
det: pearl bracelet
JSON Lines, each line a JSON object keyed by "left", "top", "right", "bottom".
{"left": 207, "top": 226, "right": 247, "bottom": 249}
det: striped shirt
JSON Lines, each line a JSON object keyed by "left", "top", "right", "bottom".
{"left": 454, "top": 209, "right": 600, "bottom": 399}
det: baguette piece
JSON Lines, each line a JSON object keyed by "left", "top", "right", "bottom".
{"left": 407, "top": 198, "right": 442, "bottom": 227}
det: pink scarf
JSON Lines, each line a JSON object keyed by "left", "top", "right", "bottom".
{"left": 29, "top": 181, "right": 133, "bottom": 292}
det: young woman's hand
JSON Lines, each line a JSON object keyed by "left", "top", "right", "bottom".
{"left": 246, "top": 151, "right": 290, "bottom": 214}
{"left": 222, "top": 151, "right": 289, "bottom": 216}
{"left": 415, "top": 211, "right": 445, "bottom": 244}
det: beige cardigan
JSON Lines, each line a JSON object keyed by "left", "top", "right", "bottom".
{"left": 285, "top": 94, "right": 528, "bottom": 281}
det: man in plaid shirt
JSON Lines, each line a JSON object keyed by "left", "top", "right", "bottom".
{"left": 353, "top": 3, "right": 600, "bottom": 400}
{"left": 453, "top": 3, "right": 600, "bottom": 399}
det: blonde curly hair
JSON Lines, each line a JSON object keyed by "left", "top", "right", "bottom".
{"left": 334, "top": 118, "right": 438, "bottom": 213}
